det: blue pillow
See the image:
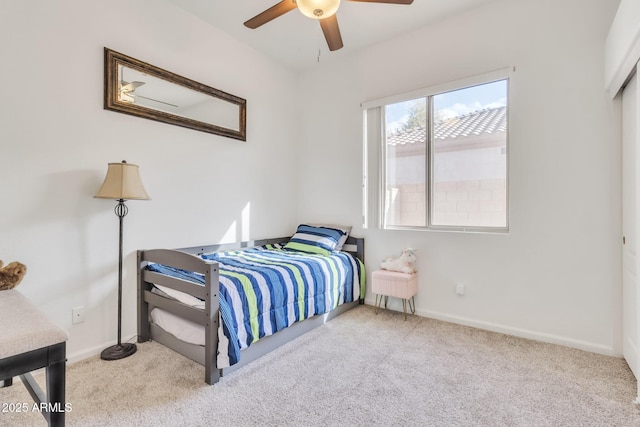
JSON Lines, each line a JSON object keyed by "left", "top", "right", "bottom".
{"left": 284, "top": 224, "right": 345, "bottom": 256}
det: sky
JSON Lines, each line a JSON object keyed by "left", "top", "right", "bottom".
{"left": 434, "top": 80, "right": 507, "bottom": 119}
{"left": 385, "top": 79, "right": 507, "bottom": 132}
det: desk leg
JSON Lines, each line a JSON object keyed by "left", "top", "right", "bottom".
{"left": 46, "top": 359, "right": 66, "bottom": 427}
{"left": 47, "top": 343, "right": 66, "bottom": 427}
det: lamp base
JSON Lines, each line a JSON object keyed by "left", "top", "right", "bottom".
{"left": 100, "top": 343, "right": 137, "bottom": 361}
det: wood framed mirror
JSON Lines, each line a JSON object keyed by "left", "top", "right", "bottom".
{"left": 104, "top": 48, "right": 246, "bottom": 141}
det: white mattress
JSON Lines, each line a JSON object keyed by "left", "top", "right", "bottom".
{"left": 154, "top": 284, "right": 205, "bottom": 309}
{"left": 150, "top": 307, "right": 205, "bottom": 346}
{"left": 150, "top": 306, "right": 231, "bottom": 368}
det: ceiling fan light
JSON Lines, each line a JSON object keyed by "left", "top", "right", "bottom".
{"left": 119, "top": 92, "right": 135, "bottom": 104}
{"left": 297, "top": 0, "right": 341, "bottom": 19}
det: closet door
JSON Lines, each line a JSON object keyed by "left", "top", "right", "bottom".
{"left": 622, "top": 68, "right": 639, "bottom": 380}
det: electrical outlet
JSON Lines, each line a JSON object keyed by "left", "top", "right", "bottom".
{"left": 456, "top": 283, "right": 465, "bottom": 296}
{"left": 72, "top": 306, "right": 86, "bottom": 324}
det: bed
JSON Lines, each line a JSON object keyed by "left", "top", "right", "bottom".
{"left": 137, "top": 226, "right": 365, "bottom": 385}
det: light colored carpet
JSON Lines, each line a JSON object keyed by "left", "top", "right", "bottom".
{"left": 2, "top": 305, "right": 640, "bottom": 426}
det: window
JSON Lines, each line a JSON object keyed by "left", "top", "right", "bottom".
{"left": 364, "top": 70, "right": 509, "bottom": 232}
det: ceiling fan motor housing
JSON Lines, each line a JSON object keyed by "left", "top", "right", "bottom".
{"left": 296, "top": 0, "right": 341, "bottom": 19}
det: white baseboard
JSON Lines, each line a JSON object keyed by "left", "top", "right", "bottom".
{"left": 363, "top": 298, "right": 618, "bottom": 357}
{"left": 73, "top": 304, "right": 620, "bottom": 364}
{"left": 67, "top": 334, "right": 137, "bottom": 364}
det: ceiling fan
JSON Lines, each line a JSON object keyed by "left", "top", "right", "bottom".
{"left": 244, "top": 0, "right": 414, "bottom": 52}
{"left": 119, "top": 80, "right": 179, "bottom": 108}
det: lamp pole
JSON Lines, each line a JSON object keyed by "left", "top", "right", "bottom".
{"left": 116, "top": 199, "right": 126, "bottom": 347}
{"left": 96, "top": 160, "right": 148, "bottom": 361}
{"left": 100, "top": 198, "right": 136, "bottom": 360}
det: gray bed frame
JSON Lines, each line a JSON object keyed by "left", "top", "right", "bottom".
{"left": 137, "top": 235, "right": 365, "bottom": 385}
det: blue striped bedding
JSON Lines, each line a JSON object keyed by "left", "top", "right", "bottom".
{"left": 148, "top": 243, "right": 365, "bottom": 366}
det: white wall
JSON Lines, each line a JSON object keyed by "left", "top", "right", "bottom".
{"left": 0, "top": 0, "right": 624, "bottom": 362}
{"left": 0, "top": 0, "right": 300, "bottom": 361}
{"left": 296, "top": 0, "right": 622, "bottom": 355}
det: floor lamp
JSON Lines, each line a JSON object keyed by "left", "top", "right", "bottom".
{"left": 95, "top": 160, "right": 150, "bottom": 360}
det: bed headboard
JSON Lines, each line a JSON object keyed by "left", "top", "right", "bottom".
{"left": 341, "top": 235, "right": 365, "bottom": 263}
{"left": 175, "top": 235, "right": 364, "bottom": 263}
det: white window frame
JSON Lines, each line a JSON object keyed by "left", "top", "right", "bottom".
{"left": 362, "top": 68, "right": 511, "bottom": 233}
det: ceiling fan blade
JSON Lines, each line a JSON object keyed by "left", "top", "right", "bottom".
{"left": 319, "top": 15, "right": 343, "bottom": 52}
{"left": 244, "top": 0, "right": 297, "bottom": 29}
{"left": 132, "top": 94, "right": 179, "bottom": 108}
{"left": 120, "top": 81, "right": 145, "bottom": 93}
{"left": 346, "top": 0, "right": 413, "bottom": 4}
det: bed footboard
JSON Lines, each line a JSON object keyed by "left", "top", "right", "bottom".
{"left": 137, "top": 248, "right": 221, "bottom": 384}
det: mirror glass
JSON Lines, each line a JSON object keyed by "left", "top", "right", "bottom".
{"left": 105, "top": 48, "right": 246, "bottom": 140}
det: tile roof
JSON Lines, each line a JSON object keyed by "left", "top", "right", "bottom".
{"left": 387, "top": 106, "right": 507, "bottom": 146}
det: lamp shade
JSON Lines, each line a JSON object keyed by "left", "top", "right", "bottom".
{"left": 95, "top": 161, "right": 150, "bottom": 201}
{"left": 297, "top": 0, "right": 341, "bottom": 19}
